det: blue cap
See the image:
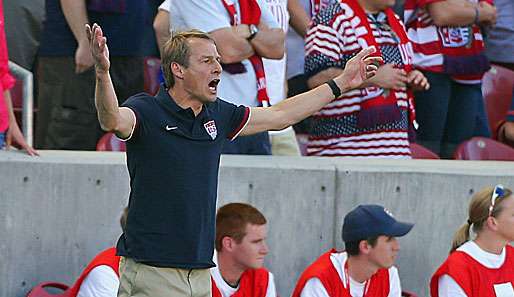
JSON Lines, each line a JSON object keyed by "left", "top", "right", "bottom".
{"left": 342, "top": 204, "right": 414, "bottom": 243}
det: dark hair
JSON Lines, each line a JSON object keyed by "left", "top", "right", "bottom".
{"left": 215, "top": 203, "right": 267, "bottom": 252}
{"left": 345, "top": 236, "right": 379, "bottom": 256}
{"left": 161, "top": 30, "right": 214, "bottom": 88}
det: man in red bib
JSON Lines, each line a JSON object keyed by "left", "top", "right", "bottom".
{"left": 292, "top": 204, "right": 414, "bottom": 297}
{"left": 211, "top": 203, "right": 276, "bottom": 297}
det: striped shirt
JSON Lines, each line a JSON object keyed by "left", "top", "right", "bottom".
{"left": 305, "top": 2, "right": 411, "bottom": 158}
{"left": 404, "top": 0, "right": 489, "bottom": 84}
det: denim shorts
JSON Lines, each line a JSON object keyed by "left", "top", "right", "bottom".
{"left": 0, "top": 132, "right": 5, "bottom": 148}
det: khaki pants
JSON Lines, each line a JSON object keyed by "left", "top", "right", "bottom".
{"left": 270, "top": 127, "right": 301, "bottom": 156}
{"left": 117, "top": 257, "right": 211, "bottom": 297}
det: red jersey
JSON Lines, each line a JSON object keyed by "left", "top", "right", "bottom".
{"left": 431, "top": 245, "right": 514, "bottom": 297}
{"left": 291, "top": 249, "right": 391, "bottom": 297}
{"left": 211, "top": 268, "right": 270, "bottom": 297}
{"left": 68, "top": 247, "right": 120, "bottom": 297}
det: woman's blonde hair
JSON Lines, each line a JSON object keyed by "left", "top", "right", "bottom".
{"left": 450, "top": 185, "right": 512, "bottom": 253}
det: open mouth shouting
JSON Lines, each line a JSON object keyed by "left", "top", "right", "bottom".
{"left": 208, "top": 78, "right": 220, "bottom": 94}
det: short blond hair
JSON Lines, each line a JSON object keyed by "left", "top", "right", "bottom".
{"left": 161, "top": 30, "right": 214, "bottom": 88}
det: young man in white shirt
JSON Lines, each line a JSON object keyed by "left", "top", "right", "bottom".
{"left": 211, "top": 203, "right": 276, "bottom": 297}
{"left": 292, "top": 204, "right": 414, "bottom": 297}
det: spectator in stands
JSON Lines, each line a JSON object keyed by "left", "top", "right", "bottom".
{"left": 484, "top": 0, "right": 514, "bottom": 148}
{"left": 262, "top": 0, "right": 302, "bottom": 156}
{"left": 166, "top": 0, "right": 285, "bottom": 155}
{"left": 0, "top": 0, "right": 37, "bottom": 156}
{"left": 292, "top": 204, "right": 414, "bottom": 297}
{"left": 404, "top": 0, "right": 496, "bottom": 158}
{"left": 35, "top": 0, "right": 151, "bottom": 150}
{"left": 212, "top": 203, "right": 276, "bottom": 297}
{"left": 431, "top": 185, "right": 514, "bottom": 296}
{"left": 65, "top": 207, "right": 127, "bottom": 297}
{"left": 304, "top": 0, "right": 429, "bottom": 158}
{"left": 88, "top": 19, "right": 379, "bottom": 296}
{"left": 4, "top": 0, "right": 45, "bottom": 72}
{"left": 286, "top": 0, "right": 330, "bottom": 134}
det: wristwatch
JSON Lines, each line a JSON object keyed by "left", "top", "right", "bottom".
{"left": 247, "top": 24, "right": 259, "bottom": 41}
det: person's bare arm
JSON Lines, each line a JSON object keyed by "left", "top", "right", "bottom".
{"left": 250, "top": 23, "right": 285, "bottom": 59}
{"left": 60, "top": 0, "right": 93, "bottom": 73}
{"left": 307, "top": 68, "right": 344, "bottom": 89}
{"left": 209, "top": 27, "right": 255, "bottom": 64}
{"left": 153, "top": 9, "right": 171, "bottom": 57}
{"left": 240, "top": 47, "right": 381, "bottom": 135}
{"left": 288, "top": 0, "right": 310, "bottom": 37}
{"left": 3, "top": 90, "right": 38, "bottom": 155}
{"left": 86, "top": 24, "right": 134, "bottom": 138}
{"left": 427, "top": 0, "right": 496, "bottom": 26}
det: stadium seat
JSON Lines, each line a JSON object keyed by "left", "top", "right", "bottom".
{"left": 409, "top": 142, "right": 440, "bottom": 159}
{"left": 453, "top": 137, "right": 514, "bottom": 161}
{"left": 144, "top": 57, "right": 161, "bottom": 95}
{"left": 26, "top": 282, "right": 69, "bottom": 297}
{"left": 96, "top": 132, "right": 126, "bottom": 152}
{"left": 402, "top": 291, "right": 418, "bottom": 297}
{"left": 482, "top": 65, "right": 514, "bottom": 139}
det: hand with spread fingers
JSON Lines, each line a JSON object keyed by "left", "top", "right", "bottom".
{"left": 335, "top": 47, "right": 382, "bottom": 91}
{"left": 407, "top": 69, "right": 430, "bottom": 91}
{"left": 6, "top": 116, "right": 38, "bottom": 156}
{"left": 85, "top": 23, "right": 110, "bottom": 74}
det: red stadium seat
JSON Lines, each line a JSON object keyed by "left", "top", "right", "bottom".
{"left": 96, "top": 132, "right": 126, "bottom": 152}
{"left": 453, "top": 137, "right": 514, "bottom": 161}
{"left": 402, "top": 291, "right": 418, "bottom": 297}
{"left": 143, "top": 57, "right": 161, "bottom": 96}
{"left": 26, "top": 282, "right": 70, "bottom": 297}
{"left": 482, "top": 65, "right": 514, "bottom": 139}
{"left": 409, "top": 142, "right": 440, "bottom": 159}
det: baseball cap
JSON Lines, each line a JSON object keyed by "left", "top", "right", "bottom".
{"left": 342, "top": 204, "right": 414, "bottom": 243}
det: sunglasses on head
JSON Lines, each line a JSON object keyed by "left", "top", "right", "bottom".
{"left": 489, "top": 184, "right": 505, "bottom": 217}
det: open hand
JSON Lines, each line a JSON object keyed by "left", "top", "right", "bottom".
{"left": 407, "top": 70, "right": 430, "bottom": 91}
{"left": 334, "top": 47, "right": 382, "bottom": 92}
{"left": 85, "top": 23, "right": 110, "bottom": 74}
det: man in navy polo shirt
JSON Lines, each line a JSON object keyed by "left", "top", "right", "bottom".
{"left": 86, "top": 23, "right": 381, "bottom": 297}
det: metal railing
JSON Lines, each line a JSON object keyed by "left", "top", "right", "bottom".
{"left": 8, "top": 61, "right": 33, "bottom": 146}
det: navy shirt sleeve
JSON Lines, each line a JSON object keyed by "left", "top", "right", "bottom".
{"left": 217, "top": 99, "right": 250, "bottom": 140}
{"left": 121, "top": 93, "right": 151, "bottom": 141}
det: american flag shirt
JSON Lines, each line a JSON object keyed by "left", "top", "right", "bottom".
{"left": 305, "top": 1, "right": 411, "bottom": 158}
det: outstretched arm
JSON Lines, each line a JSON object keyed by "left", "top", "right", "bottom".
{"left": 240, "top": 47, "right": 381, "bottom": 135}
{"left": 86, "top": 23, "right": 135, "bottom": 139}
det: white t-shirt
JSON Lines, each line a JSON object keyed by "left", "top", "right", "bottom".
{"left": 210, "top": 266, "right": 277, "bottom": 297}
{"left": 166, "top": 0, "right": 280, "bottom": 107}
{"left": 77, "top": 265, "right": 119, "bottom": 297}
{"left": 438, "top": 241, "right": 507, "bottom": 297}
{"left": 300, "top": 252, "right": 402, "bottom": 297}
{"left": 262, "top": 0, "right": 289, "bottom": 105}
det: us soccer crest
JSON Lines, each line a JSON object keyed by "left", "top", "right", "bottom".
{"left": 204, "top": 120, "right": 217, "bottom": 140}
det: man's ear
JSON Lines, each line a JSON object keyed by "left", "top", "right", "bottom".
{"left": 171, "top": 62, "right": 184, "bottom": 80}
{"left": 221, "top": 236, "right": 235, "bottom": 252}
{"left": 359, "top": 240, "right": 372, "bottom": 255}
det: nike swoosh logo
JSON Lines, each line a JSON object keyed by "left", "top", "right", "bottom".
{"left": 165, "top": 125, "right": 178, "bottom": 131}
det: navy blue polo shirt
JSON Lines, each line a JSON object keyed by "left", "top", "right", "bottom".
{"left": 116, "top": 85, "right": 250, "bottom": 268}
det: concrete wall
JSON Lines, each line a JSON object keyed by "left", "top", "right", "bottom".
{"left": 2, "top": 151, "right": 514, "bottom": 297}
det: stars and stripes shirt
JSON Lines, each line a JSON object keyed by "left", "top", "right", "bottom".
{"left": 304, "top": 2, "right": 411, "bottom": 158}
{"left": 404, "top": 0, "right": 490, "bottom": 84}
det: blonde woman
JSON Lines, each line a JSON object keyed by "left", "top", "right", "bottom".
{"left": 430, "top": 185, "right": 514, "bottom": 297}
